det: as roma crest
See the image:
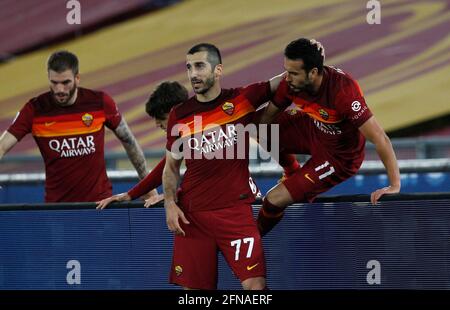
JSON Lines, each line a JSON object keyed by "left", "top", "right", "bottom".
{"left": 222, "top": 102, "right": 234, "bottom": 116}
{"left": 287, "top": 108, "right": 299, "bottom": 115}
{"left": 82, "top": 113, "right": 94, "bottom": 127}
{"left": 175, "top": 265, "right": 183, "bottom": 276}
{"left": 318, "top": 108, "right": 329, "bottom": 120}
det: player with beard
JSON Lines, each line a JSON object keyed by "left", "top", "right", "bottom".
{"left": 0, "top": 50, "right": 154, "bottom": 202}
{"left": 163, "top": 43, "right": 285, "bottom": 290}
{"left": 256, "top": 38, "right": 401, "bottom": 237}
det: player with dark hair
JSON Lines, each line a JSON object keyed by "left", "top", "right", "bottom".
{"left": 96, "top": 81, "right": 189, "bottom": 208}
{"left": 0, "top": 50, "right": 151, "bottom": 202}
{"left": 163, "top": 42, "right": 285, "bottom": 290}
{"left": 257, "top": 38, "right": 401, "bottom": 236}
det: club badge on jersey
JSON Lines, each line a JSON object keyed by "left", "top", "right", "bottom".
{"left": 82, "top": 113, "right": 93, "bottom": 127}
{"left": 222, "top": 102, "right": 235, "bottom": 116}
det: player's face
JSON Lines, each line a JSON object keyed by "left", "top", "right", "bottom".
{"left": 155, "top": 114, "right": 169, "bottom": 132}
{"left": 48, "top": 69, "right": 79, "bottom": 106}
{"left": 186, "top": 51, "right": 216, "bottom": 94}
{"left": 284, "top": 58, "right": 314, "bottom": 92}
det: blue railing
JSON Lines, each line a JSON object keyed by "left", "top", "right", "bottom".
{"left": 1, "top": 194, "right": 449, "bottom": 289}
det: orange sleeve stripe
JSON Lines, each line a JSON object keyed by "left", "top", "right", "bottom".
{"left": 32, "top": 117, "right": 105, "bottom": 137}
{"left": 293, "top": 99, "right": 342, "bottom": 124}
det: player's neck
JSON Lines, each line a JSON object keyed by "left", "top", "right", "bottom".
{"left": 311, "top": 73, "right": 323, "bottom": 93}
{"left": 67, "top": 88, "right": 78, "bottom": 106}
{"left": 196, "top": 82, "right": 221, "bottom": 103}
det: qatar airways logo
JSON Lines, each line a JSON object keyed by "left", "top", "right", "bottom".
{"left": 187, "top": 125, "right": 238, "bottom": 156}
{"left": 169, "top": 116, "right": 279, "bottom": 161}
{"left": 49, "top": 135, "right": 96, "bottom": 158}
{"left": 313, "top": 119, "right": 342, "bottom": 135}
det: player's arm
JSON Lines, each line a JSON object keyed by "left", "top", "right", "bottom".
{"left": 259, "top": 102, "right": 281, "bottom": 124}
{"left": 163, "top": 150, "right": 189, "bottom": 236}
{"left": 96, "top": 157, "right": 166, "bottom": 210}
{"left": 113, "top": 119, "right": 149, "bottom": 180}
{"left": 269, "top": 72, "right": 285, "bottom": 94}
{"left": 0, "top": 131, "right": 18, "bottom": 160}
{"left": 359, "top": 116, "right": 401, "bottom": 204}
{"left": 96, "top": 192, "right": 131, "bottom": 210}
{"left": 257, "top": 72, "right": 286, "bottom": 124}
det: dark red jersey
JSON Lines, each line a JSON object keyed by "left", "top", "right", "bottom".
{"left": 166, "top": 82, "right": 270, "bottom": 212}
{"left": 273, "top": 65, "right": 373, "bottom": 167}
{"left": 8, "top": 87, "right": 122, "bottom": 202}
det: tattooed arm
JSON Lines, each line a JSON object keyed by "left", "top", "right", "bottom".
{"left": 113, "top": 119, "right": 148, "bottom": 180}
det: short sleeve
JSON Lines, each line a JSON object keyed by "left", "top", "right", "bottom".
{"left": 7, "top": 101, "right": 34, "bottom": 141}
{"left": 103, "top": 93, "right": 122, "bottom": 130}
{"left": 272, "top": 79, "right": 292, "bottom": 110}
{"left": 241, "top": 81, "right": 271, "bottom": 109}
{"left": 335, "top": 80, "right": 373, "bottom": 128}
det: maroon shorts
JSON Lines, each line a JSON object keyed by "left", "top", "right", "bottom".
{"left": 169, "top": 203, "right": 266, "bottom": 289}
{"left": 282, "top": 156, "right": 356, "bottom": 202}
{"left": 275, "top": 111, "right": 363, "bottom": 202}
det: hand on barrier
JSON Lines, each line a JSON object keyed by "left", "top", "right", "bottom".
{"left": 139, "top": 188, "right": 158, "bottom": 201}
{"left": 96, "top": 192, "right": 131, "bottom": 210}
{"left": 144, "top": 193, "right": 164, "bottom": 208}
{"left": 370, "top": 184, "right": 400, "bottom": 205}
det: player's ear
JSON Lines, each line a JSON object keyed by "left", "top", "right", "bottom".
{"left": 75, "top": 73, "right": 80, "bottom": 84}
{"left": 214, "top": 64, "right": 223, "bottom": 79}
{"left": 309, "top": 67, "right": 318, "bottom": 79}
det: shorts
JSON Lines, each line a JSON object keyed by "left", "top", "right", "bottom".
{"left": 282, "top": 155, "right": 356, "bottom": 202}
{"left": 275, "top": 111, "right": 363, "bottom": 202}
{"left": 169, "top": 203, "right": 266, "bottom": 289}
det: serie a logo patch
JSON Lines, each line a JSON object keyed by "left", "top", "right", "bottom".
{"left": 81, "top": 113, "right": 93, "bottom": 127}
{"left": 222, "top": 102, "right": 234, "bottom": 116}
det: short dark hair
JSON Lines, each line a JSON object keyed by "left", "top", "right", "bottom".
{"left": 187, "top": 43, "right": 222, "bottom": 69}
{"left": 47, "top": 50, "right": 79, "bottom": 75}
{"left": 145, "top": 81, "right": 189, "bottom": 119}
{"left": 284, "top": 38, "right": 324, "bottom": 74}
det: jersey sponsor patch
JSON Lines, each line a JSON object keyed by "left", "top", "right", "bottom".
{"left": 312, "top": 119, "right": 342, "bottom": 135}
{"left": 48, "top": 135, "right": 96, "bottom": 158}
{"left": 186, "top": 124, "right": 238, "bottom": 154}
{"left": 351, "top": 101, "right": 362, "bottom": 112}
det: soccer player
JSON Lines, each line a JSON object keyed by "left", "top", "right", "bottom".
{"left": 96, "top": 81, "right": 189, "bottom": 209}
{"left": 0, "top": 51, "right": 152, "bottom": 202}
{"left": 257, "top": 38, "right": 401, "bottom": 236}
{"left": 163, "top": 43, "right": 283, "bottom": 290}
{"left": 96, "top": 43, "right": 325, "bottom": 210}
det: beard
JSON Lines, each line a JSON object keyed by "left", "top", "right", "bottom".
{"left": 288, "top": 79, "right": 314, "bottom": 94}
{"left": 51, "top": 84, "right": 77, "bottom": 106}
{"left": 191, "top": 75, "right": 215, "bottom": 95}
